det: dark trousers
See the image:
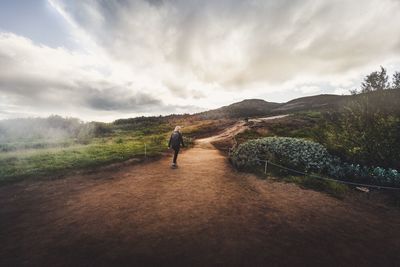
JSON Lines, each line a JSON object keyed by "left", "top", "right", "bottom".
{"left": 173, "top": 148, "right": 180, "bottom": 164}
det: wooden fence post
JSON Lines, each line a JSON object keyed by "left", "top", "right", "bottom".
{"left": 264, "top": 160, "right": 268, "bottom": 174}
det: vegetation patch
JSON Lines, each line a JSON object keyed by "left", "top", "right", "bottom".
{"left": 281, "top": 175, "right": 349, "bottom": 199}
{"left": 230, "top": 137, "right": 400, "bottom": 187}
{"left": 0, "top": 115, "right": 225, "bottom": 184}
{"left": 231, "top": 137, "right": 334, "bottom": 173}
{"left": 231, "top": 68, "right": 400, "bottom": 192}
{"left": 265, "top": 112, "right": 322, "bottom": 139}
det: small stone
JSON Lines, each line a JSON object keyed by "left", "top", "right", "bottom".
{"left": 356, "top": 186, "right": 369, "bottom": 193}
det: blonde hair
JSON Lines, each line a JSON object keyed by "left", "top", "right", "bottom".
{"left": 174, "top": 126, "right": 181, "bottom": 132}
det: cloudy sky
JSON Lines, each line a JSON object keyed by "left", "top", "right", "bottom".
{"left": 1, "top": 0, "right": 400, "bottom": 121}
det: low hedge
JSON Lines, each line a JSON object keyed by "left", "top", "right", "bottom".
{"left": 230, "top": 137, "right": 400, "bottom": 187}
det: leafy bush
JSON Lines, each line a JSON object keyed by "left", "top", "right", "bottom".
{"left": 231, "top": 137, "right": 335, "bottom": 173}
{"left": 335, "top": 163, "right": 400, "bottom": 186}
{"left": 231, "top": 137, "right": 400, "bottom": 187}
{"left": 318, "top": 91, "right": 400, "bottom": 170}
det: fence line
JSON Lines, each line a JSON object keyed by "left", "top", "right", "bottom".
{"left": 244, "top": 158, "right": 400, "bottom": 191}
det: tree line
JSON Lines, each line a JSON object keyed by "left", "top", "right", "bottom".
{"left": 318, "top": 67, "right": 400, "bottom": 170}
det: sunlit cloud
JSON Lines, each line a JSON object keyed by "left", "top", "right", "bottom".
{"left": 1, "top": 0, "right": 400, "bottom": 120}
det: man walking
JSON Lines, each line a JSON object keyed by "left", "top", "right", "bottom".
{"left": 168, "top": 126, "right": 185, "bottom": 168}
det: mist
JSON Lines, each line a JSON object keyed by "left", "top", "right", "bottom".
{"left": 0, "top": 115, "right": 96, "bottom": 151}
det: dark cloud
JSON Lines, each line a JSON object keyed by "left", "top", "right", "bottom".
{"left": 2, "top": 0, "right": 400, "bottom": 120}
{"left": 164, "top": 80, "right": 205, "bottom": 99}
{"left": 144, "top": 0, "right": 164, "bottom": 6}
{"left": 0, "top": 75, "right": 171, "bottom": 113}
{"left": 52, "top": 0, "right": 400, "bottom": 87}
{"left": 85, "top": 88, "right": 161, "bottom": 111}
{"left": 0, "top": 32, "right": 199, "bottom": 120}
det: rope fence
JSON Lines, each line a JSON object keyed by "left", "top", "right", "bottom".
{"left": 228, "top": 146, "right": 400, "bottom": 191}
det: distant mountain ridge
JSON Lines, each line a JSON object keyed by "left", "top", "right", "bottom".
{"left": 2, "top": 90, "right": 399, "bottom": 123}
{"left": 197, "top": 90, "right": 400, "bottom": 119}
{"left": 196, "top": 99, "right": 281, "bottom": 119}
{"left": 273, "top": 94, "right": 348, "bottom": 113}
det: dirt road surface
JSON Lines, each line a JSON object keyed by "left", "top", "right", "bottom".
{"left": 1, "top": 132, "right": 400, "bottom": 266}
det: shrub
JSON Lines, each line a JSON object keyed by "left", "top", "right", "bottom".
{"left": 115, "top": 138, "right": 124, "bottom": 144}
{"left": 183, "top": 136, "right": 194, "bottom": 147}
{"left": 318, "top": 96, "right": 400, "bottom": 169}
{"left": 149, "top": 135, "right": 166, "bottom": 146}
{"left": 231, "top": 137, "right": 335, "bottom": 173}
{"left": 231, "top": 137, "right": 400, "bottom": 187}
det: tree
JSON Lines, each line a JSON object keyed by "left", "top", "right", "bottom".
{"left": 319, "top": 92, "right": 400, "bottom": 169}
{"left": 360, "top": 66, "right": 389, "bottom": 93}
{"left": 392, "top": 71, "right": 400, "bottom": 90}
{"left": 319, "top": 67, "right": 400, "bottom": 169}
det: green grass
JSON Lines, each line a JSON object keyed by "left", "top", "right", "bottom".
{"left": 266, "top": 112, "right": 321, "bottom": 140}
{"left": 180, "top": 119, "right": 230, "bottom": 138}
{"left": 281, "top": 175, "right": 349, "bottom": 199}
{"left": 232, "top": 112, "right": 323, "bottom": 146}
{"left": 0, "top": 120, "right": 171, "bottom": 184}
{"left": 235, "top": 129, "right": 268, "bottom": 144}
{"left": 0, "top": 136, "right": 167, "bottom": 184}
{"left": 0, "top": 117, "right": 226, "bottom": 184}
{"left": 238, "top": 161, "right": 348, "bottom": 199}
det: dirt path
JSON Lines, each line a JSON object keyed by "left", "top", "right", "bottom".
{"left": 196, "top": 121, "right": 249, "bottom": 149}
{"left": 1, "top": 133, "right": 400, "bottom": 266}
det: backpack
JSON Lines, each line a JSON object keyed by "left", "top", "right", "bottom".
{"left": 170, "top": 131, "right": 181, "bottom": 148}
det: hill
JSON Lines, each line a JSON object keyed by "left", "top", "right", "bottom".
{"left": 197, "top": 89, "right": 400, "bottom": 119}
{"left": 196, "top": 95, "right": 346, "bottom": 119}
{"left": 197, "top": 99, "right": 281, "bottom": 119}
{"left": 272, "top": 94, "right": 348, "bottom": 113}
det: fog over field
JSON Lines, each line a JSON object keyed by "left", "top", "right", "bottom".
{"left": 1, "top": 0, "right": 400, "bottom": 121}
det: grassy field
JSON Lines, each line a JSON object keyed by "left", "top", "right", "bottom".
{"left": 0, "top": 116, "right": 226, "bottom": 184}
{"left": 0, "top": 137, "right": 158, "bottom": 184}
{"left": 234, "top": 111, "right": 321, "bottom": 146}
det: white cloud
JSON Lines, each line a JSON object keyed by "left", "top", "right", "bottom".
{"left": 296, "top": 85, "right": 321, "bottom": 94}
{"left": 0, "top": 32, "right": 190, "bottom": 121}
{"left": 1, "top": 0, "right": 400, "bottom": 120}
{"left": 333, "top": 88, "right": 350, "bottom": 95}
{"left": 49, "top": 0, "right": 400, "bottom": 86}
